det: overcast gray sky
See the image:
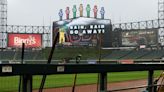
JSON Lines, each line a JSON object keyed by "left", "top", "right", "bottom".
{"left": 7, "top": 0, "right": 158, "bottom": 26}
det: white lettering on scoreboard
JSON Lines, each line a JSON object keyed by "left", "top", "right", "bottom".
{"left": 69, "top": 25, "right": 105, "bottom": 35}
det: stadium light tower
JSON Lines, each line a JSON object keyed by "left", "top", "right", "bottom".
{"left": 158, "top": 0, "right": 164, "bottom": 20}
{"left": 0, "top": 0, "right": 7, "bottom": 31}
{"left": 158, "top": 0, "right": 164, "bottom": 46}
{"left": 0, "top": 0, "right": 7, "bottom": 48}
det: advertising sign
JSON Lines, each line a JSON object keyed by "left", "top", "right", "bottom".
{"left": 121, "top": 29, "right": 157, "bottom": 46}
{"left": 8, "top": 34, "right": 42, "bottom": 48}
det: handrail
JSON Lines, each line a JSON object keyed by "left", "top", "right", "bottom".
{"left": 108, "top": 84, "right": 164, "bottom": 92}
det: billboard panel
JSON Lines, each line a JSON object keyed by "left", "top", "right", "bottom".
{"left": 121, "top": 29, "right": 157, "bottom": 46}
{"left": 8, "top": 34, "right": 42, "bottom": 48}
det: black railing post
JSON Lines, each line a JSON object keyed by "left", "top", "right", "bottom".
{"left": 22, "top": 75, "right": 32, "bottom": 92}
{"left": 99, "top": 72, "right": 107, "bottom": 92}
{"left": 148, "top": 70, "right": 154, "bottom": 92}
{"left": 72, "top": 54, "right": 81, "bottom": 92}
{"left": 19, "top": 43, "right": 25, "bottom": 92}
{"left": 39, "top": 32, "right": 59, "bottom": 92}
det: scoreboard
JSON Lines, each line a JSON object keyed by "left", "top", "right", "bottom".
{"left": 53, "top": 17, "right": 112, "bottom": 47}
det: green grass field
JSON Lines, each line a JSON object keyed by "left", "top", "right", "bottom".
{"left": 0, "top": 71, "right": 162, "bottom": 92}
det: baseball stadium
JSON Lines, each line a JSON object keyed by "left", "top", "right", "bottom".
{"left": 1, "top": 0, "right": 164, "bottom": 92}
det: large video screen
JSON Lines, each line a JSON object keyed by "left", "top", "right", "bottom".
{"left": 121, "top": 29, "right": 157, "bottom": 46}
{"left": 53, "top": 17, "right": 112, "bottom": 46}
{"left": 8, "top": 34, "right": 42, "bottom": 48}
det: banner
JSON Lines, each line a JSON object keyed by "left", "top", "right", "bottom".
{"left": 8, "top": 34, "right": 42, "bottom": 48}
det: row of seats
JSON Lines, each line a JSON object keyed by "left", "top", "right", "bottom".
{"left": 1, "top": 49, "right": 164, "bottom": 61}
{"left": 103, "top": 50, "right": 132, "bottom": 59}
{"left": 0, "top": 50, "right": 46, "bottom": 60}
{"left": 103, "top": 49, "right": 164, "bottom": 60}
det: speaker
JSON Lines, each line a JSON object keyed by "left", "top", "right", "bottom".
{"left": 102, "top": 25, "right": 122, "bottom": 47}
{"left": 102, "top": 24, "right": 113, "bottom": 47}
